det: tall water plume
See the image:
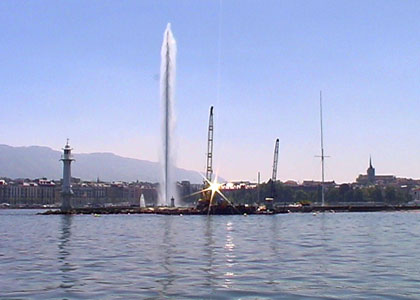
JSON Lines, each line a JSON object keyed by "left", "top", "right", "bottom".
{"left": 159, "top": 23, "right": 177, "bottom": 206}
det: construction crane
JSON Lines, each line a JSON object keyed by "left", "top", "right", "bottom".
{"left": 197, "top": 106, "right": 215, "bottom": 212}
{"left": 265, "top": 138, "right": 279, "bottom": 210}
{"left": 272, "top": 138, "right": 279, "bottom": 182}
{"left": 206, "top": 106, "right": 214, "bottom": 183}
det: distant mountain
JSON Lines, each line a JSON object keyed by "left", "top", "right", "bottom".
{"left": 0, "top": 144, "right": 204, "bottom": 183}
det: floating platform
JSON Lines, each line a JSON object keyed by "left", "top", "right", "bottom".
{"left": 40, "top": 204, "right": 420, "bottom": 215}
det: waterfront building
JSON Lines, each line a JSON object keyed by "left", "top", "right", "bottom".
{"left": 356, "top": 157, "right": 397, "bottom": 186}
{"left": 0, "top": 178, "right": 59, "bottom": 207}
{"left": 411, "top": 188, "right": 420, "bottom": 201}
{"left": 302, "top": 180, "right": 336, "bottom": 187}
{"left": 222, "top": 181, "right": 257, "bottom": 191}
{"left": 283, "top": 180, "right": 299, "bottom": 187}
{"left": 0, "top": 178, "right": 160, "bottom": 208}
{"left": 70, "top": 181, "right": 158, "bottom": 207}
{"left": 0, "top": 180, "right": 7, "bottom": 204}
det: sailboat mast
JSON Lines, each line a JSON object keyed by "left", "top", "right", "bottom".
{"left": 320, "top": 91, "right": 325, "bottom": 207}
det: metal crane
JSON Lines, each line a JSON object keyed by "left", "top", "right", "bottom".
{"left": 196, "top": 106, "right": 215, "bottom": 212}
{"left": 205, "top": 106, "right": 214, "bottom": 183}
{"left": 272, "top": 138, "right": 279, "bottom": 182}
{"left": 266, "top": 138, "right": 279, "bottom": 209}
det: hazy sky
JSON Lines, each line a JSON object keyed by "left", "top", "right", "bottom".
{"left": 1, "top": 0, "right": 419, "bottom": 183}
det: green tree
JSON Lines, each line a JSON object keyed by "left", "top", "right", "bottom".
{"left": 339, "top": 184, "right": 351, "bottom": 197}
{"left": 295, "top": 190, "right": 309, "bottom": 203}
{"left": 308, "top": 191, "right": 318, "bottom": 203}
{"left": 353, "top": 188, "right": 364, "bottom": 202}
{"left": 344, "top": 189, "right": 354, "bottom": 202}
{"left": 373, "top": 186, "right": 383, "bottom": 202}
{"left": 385, "top": 186, "right": 397, "bottom": 203}
{"left": 326, "top": 188, "right": 340, "bottom": 204}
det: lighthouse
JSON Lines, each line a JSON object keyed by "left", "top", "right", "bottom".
{"left": 61, "top": 139, "right": 74, "bottom": 211}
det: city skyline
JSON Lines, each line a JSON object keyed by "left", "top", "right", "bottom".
{"left": 1, "top": 1, "right": 419, "bottom": 183}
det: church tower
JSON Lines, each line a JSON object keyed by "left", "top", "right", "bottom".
{"left": 367, "top": 156, "right": 376, "bottom": 185}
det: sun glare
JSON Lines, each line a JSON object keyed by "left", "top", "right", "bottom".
{"left": 186, "top": 172, "right": 232, "bottom": 208}
{"left": 202, "top": 175, "right": 231, "bottom": 205}
{"left": 209, "top": 180, "right": 222, "bottom": 194}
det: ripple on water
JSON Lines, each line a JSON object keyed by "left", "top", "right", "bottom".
{"left": 1, "top": 211, "right": 420, "bottom": 299}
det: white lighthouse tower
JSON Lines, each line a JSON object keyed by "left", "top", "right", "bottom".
{"left": 61, "top": 139, "right": 74, "bottom": 211}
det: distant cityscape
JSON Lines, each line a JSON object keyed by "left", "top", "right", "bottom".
{"left": 0, "top": 177, "right": 202, "bottom": 208}
{"left": 1, "top": 154, "right": 419, "bottom": 208}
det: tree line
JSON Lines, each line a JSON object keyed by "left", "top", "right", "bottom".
{"left": 224, "top": 181, "right": 412, "bottom": 205}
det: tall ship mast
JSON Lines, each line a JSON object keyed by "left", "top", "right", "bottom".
{"left": 318, "top": 91, "right": 328, "bottom": 207}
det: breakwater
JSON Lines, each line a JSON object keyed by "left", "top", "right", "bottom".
{"left": 41, "top": 204, "right": 420, "bottom": 215}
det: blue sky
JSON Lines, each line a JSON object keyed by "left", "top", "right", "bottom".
{"left": 0, "top": 0, "right": 419, "bottom": 183}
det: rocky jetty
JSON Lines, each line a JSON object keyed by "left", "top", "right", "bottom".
{"left": 39, "top": 204, "right": 420, "bottom": 216}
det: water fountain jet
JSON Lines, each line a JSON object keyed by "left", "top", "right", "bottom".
{"left": 159, "top": 23, "right": 177, "bottom": 206}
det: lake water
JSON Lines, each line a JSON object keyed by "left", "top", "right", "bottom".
{"left": 1, "top": 210, "right": 420, "bottom": 299}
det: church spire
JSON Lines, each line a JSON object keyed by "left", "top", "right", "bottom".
{"left": 367, "top": 155, "right": 375, "bottom": 185}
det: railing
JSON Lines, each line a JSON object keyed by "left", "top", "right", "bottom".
{"left": 60, "top": 154, "right": 74, "bottom": 160}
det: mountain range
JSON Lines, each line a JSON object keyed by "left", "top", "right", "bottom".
{"left": 0, "top": 144, "right": 204, "bottom": 183}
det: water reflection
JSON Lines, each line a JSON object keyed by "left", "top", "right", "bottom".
{"left": 223, "top": 221, "right": 236, "bottom": 288}
{"left": 58, "top": 215, "right": 77, "bottom": 290}
{"left": 158, "top": 216, "right": 175, "bottom": 297}
{"left": 203, "top": 216, "right": 216, "bottom": 291}
{"left": 317, "top": 213, "right": 328, "bottom": 276}
{"left": 267, "top": 216, "right": 280, "bottom": 286}
{"left": 270, "top": 216, "right": 280, "bottom": 255}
